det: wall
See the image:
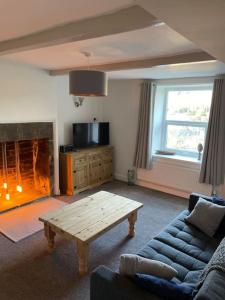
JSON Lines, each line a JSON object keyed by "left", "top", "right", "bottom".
{"left": 0, "top": 59, "right": 57, "bottom": 123}
{"left": 102, "top": 80, "right": 141, "bottom": 181}
{"left": 102, "top": 78, "right": 220, "bottom": 198}
{"left": 0, "top": 59, "right": 104, "bottom": 194}
{"left": 0, "top": 59, "right": 220, "bottom": 199}
{"left": 56, "top": 75, "right": 104, "bottom": 145}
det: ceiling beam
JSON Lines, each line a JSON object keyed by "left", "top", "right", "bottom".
{"left": 0, "top": 5, "right": 157, "bottom": 56}
{"left": 49, "top": 51, "right": 215, "bottom": 76}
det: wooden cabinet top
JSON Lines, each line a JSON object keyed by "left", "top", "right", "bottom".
{"left": 60, "top": 145, "right": 113, "bottom": 157}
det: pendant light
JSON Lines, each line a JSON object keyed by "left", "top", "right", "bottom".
{"left": 15, "top": 141, "right": 22, "bottom": 193}
{"left": 69, "top": 52, "right": 108, "bottom": 97}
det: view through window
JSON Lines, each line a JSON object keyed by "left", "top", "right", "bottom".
{"left": 162, "top": 86, "right": 213, "bottom": 157}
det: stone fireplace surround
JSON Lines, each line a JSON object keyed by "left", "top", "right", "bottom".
{"left": 0, "top": 122, "right": 54, "bottom": 212}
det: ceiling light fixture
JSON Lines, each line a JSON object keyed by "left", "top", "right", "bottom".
{"left": 152, "top": 20, "right": 166, "bottom": 27}
{"left": 69, "top": 52, "right": 108, "bottom": 99}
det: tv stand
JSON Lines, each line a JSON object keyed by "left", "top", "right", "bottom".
{"left": 59, "top": 146, "right": 113, "bottom": 195}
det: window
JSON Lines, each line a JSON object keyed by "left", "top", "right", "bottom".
{"left": 160, "top": 85, "right": 213, "bottom": 158}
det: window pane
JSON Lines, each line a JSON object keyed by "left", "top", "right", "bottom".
{"left": 166, "top": 90, "right": 212, "bottom": 122}
{"left": 166, "top": 125, "right": 205, "bottom": 152}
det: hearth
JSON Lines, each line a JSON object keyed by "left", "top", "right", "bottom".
{"left": 0, "top": 123, "right": 54, "bottom": 213}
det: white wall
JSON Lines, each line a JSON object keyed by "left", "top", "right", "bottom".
{"left": 0, "top": 59, "right": 104, "bottom": 194}
{"left": 102, "top": 80, "right": 141, "bottom": 181}
{"left": 102, "top": 78, "right": 221, "bottom": 198}
{"left": 0, "top": 59, "right": 57, "bottom": 123}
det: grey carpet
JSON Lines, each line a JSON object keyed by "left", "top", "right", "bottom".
{"left": 0, "top": 181, "right": 187, "bottom": 300}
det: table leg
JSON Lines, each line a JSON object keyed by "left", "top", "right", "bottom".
{"left": 76, "top": 240, "right": 89, "bottom": 275}
{"left": 44, "top": 223, "right": 56, "bottom": 252}
{"left": 128, "top": 211, "right": 137, "bottom": 238}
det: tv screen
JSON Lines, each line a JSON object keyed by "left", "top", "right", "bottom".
{"left": 73, "top": 122, "right": 109, "bottom": 148}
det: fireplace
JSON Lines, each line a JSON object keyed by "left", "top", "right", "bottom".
{"left": 0, "top": 123, "right": 54, "bottom": 213}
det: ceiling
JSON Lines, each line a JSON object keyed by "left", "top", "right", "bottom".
{"left": 0, "top": 0, "right": 225, "bottom": 79}
{"left": 0, "top": 0, "right": 132, "bottom": 41}
{"left": 137, "top": 0, "right": 225, "bottom": 63}
{"left": 5, "top": 25, "right": 200, "bottom": 70}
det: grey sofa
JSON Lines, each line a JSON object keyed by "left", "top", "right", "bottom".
{"left": 90, "top": 193, "right": 225, "bottom": 300}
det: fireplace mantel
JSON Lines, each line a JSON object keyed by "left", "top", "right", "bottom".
{"left": 0, "top": 122, "right": 53, "bottom": 142}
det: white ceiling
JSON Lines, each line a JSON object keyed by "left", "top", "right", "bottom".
{"left": 4, "top": 25, "right": 200, "bottom": 70}
{"left": 108, "top": 61, "right": 225, "bottom": 79}
{"left": 1, "top": 0, "right": 225, "bottom": 79}
{"left": 0, "top": 0, "right": 132, "bottom": 41}
{"left": 137, "top": 0, "right": 225, "bottom": 63}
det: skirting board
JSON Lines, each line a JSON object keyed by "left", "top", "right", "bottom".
{"left": 114, "top": 172, "right": 189, "bottom": 198}
{"left": 114, "top": 173, "right": 128, "bottom": 182}
{"left": 137, "top": 179, "right": 189, "bottom": 199}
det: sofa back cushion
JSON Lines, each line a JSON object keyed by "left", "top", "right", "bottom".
{"left": 185, "top": 198, "right": 225, "bottom": 237}
{"left": 189, "top": 193, "right": 225, "bottom": 236}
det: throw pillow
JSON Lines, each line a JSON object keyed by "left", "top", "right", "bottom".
{"left": 185, "top": 197, "right": 225, "bottom": 237}
{"left": 119, "top": 254, "right": 178, "bottom": 279}
{"left": 133, "top": 273, "right": 196, "bottom": 300}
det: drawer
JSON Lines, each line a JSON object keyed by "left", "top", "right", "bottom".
{"left": 102, "top": 151, "right": 113, "bottom": 161}
{"left": 89, "top": 154, "right": 101, "bottom": 161}
{"left": 73, "top": 157, "right": 87, "bottom": 168}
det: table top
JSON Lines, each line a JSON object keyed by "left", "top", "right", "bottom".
{"left": 39, "top": 191, "right": 143, "bottom": 243}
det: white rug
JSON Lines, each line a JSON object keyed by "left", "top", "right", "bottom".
{"left": 0, "top": 197, "right": 66, "bottom": 242}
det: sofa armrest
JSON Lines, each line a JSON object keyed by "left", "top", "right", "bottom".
{"left": 194, "top": 270, "right": 225, "bottom": 300}
{"left": 189, "top": 193, "right": 213, "bottom": 212}
{"left": 90, "top": 265, "right": 160, "bottom": 300}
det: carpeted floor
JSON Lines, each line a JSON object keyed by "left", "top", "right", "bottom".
{"left": 0, "top": 181, "right": 187, "bottom": 300}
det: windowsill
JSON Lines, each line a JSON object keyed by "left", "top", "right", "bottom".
{"left": 153, "top": 154, "right": 201, "bottom": 164}
{"left": 152, "top": 154, "right": 202, "bottom": 170}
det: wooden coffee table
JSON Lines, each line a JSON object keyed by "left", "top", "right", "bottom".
{"left": 39, "top": 191, "right": 143, "bottom": 275}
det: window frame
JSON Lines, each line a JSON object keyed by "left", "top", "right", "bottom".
{"left": 161, "top": 85, "right": 213, "bottom": 158}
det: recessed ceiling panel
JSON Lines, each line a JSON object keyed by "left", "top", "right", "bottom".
{"left": 5, "top": 25, "right": 200, "bottom": 70}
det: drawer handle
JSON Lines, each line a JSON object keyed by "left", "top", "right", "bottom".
{"left": 73, "top": 170, "right": 76, "bottom": 173}
{"left": 74, "top": 186, "right": 77, "bottom": 189}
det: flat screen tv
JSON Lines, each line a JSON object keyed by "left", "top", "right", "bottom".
{"left": 73, "top": 122, "right": 110, "bottom": 149}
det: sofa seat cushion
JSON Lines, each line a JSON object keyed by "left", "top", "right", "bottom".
{"left": 138, "top": 210, "right": 220, "bottom": 284}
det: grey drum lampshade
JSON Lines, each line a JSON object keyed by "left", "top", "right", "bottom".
{"left": 69, "top": 70, "right": 108, "bottom": 96}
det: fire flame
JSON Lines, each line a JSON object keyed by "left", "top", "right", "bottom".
{"left": 16, "top": 185, "right": 23, "bottom": 193}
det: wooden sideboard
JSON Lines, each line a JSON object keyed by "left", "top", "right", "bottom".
{"left": 59, "top": 146, "right": 113, "bottom": 195}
